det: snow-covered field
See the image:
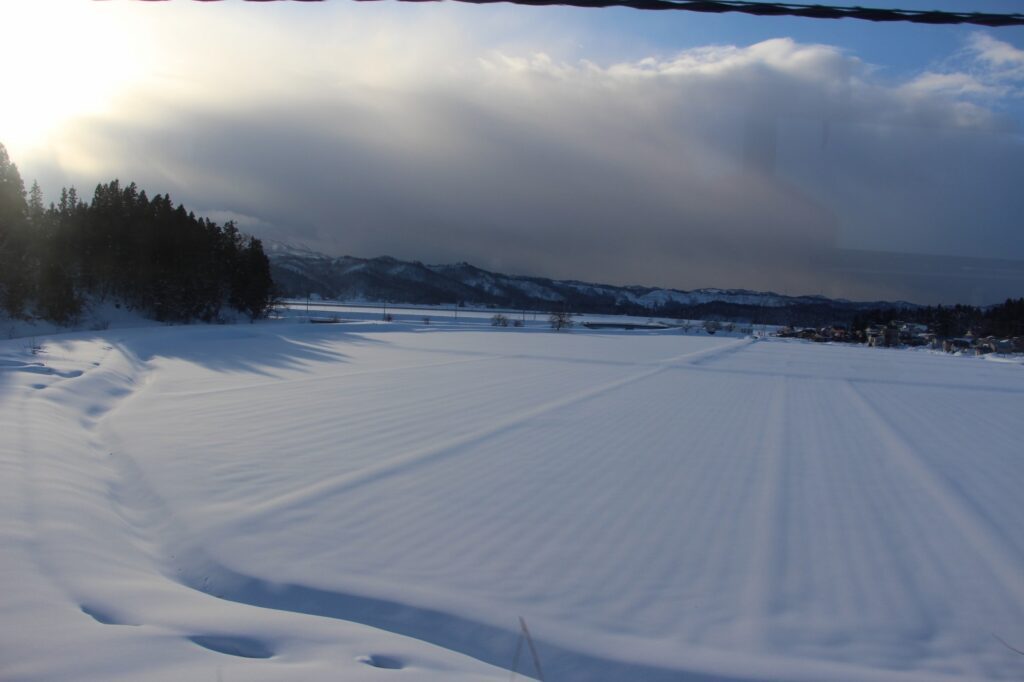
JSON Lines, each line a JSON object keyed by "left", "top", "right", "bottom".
{"left": 1, "top": 319, "right": 1022, "bottom": 681}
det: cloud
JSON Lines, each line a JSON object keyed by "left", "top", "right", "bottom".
{"left": 903, "top": 33, "right": 1024, "bottom": 107}
{"left": 903, "top": 72, "right": 1006, "bottom": 99}
{"left": 12, "top": 8, "right": 1024, "bottom": 304}
{"left": 968, "top": 32, "right": 1024, "bottom": 80}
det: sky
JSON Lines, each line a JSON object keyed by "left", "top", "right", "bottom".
{"left": 2, "top": 0, "right": 1024, "bottom": 305}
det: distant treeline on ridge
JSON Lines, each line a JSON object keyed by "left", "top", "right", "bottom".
{"left": 0, "top": 143, "right": 273, "bottom": 325}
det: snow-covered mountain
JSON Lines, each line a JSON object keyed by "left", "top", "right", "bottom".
{"left": 266, "top": 241, "right": 914, "bottom": 322}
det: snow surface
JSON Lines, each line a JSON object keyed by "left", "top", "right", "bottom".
{"left": 1, "top": 319, "right": 1022, "bottom": 681}
{"left": 1, "top": 300, "right": 165, "bottom": 341}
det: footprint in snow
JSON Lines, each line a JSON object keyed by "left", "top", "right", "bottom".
{"left": 80, "top": 604, "right": 138, "bottom": 626}
{"left": 188, "top": 635, "right": 274, "bottom": 659}
{"left": 13, "top": 365, "right": 83, "bottom": 378}
{"left": 357, "top": 654, "right": 405, "bottom": 669}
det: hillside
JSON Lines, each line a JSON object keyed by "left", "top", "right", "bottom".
{"left": 267, "top": 242, "right": 914, "bottom": 324}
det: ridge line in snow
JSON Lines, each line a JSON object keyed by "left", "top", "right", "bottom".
{"left": 842, "top": 380, "right": 1024, "bottom": 605}
{"left": 222, "top": 338, "right": 753, "bottom": 525}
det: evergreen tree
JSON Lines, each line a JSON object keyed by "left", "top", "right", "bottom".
{"left": 27, "top": 180, "right": 44, "bottom": 226}
{"left": 230, "top": 235, "right": 274, "bottom": 320}
{"left": 36, "top": 258, "right": 80, "bottom": 325}
{"left": 2, "top": 143, "right": 278, "bottom": 326}
{"left": 0, "top": 143, "right": 31, "bottom": 316}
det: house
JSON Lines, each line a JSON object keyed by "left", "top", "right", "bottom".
{"left": 995, "top": 339, "right": 1015, "bottom": 353}
{"left": 827, "top": 325, "right": 848, "bottom": 342}
{"left": 866, "top": 325, "right": 897, "bottom": 348}
{"left": 943, "top": 338, "right": 972, "bottom": 353}
{"left": 975, "top": 337, "right": 1015, "bottom": 355}
{"left": 900, "top": 322, "right": 928, "bottom": 335}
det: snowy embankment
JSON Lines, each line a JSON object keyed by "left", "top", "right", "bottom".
{"left": 1, "top": 321, "right": 1022, "bottom": 681}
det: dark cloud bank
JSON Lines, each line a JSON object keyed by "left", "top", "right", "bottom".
{"left": 26, "top": 37, "right": 1024, "bottom": 305}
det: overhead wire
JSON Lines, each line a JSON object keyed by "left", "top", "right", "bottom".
{"left": 197, "top": 0, "right": 1024, "bottom": 27}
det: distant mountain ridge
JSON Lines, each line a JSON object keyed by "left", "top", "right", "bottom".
{"left": 266, "top": 241, "right": 916, "bottom": 324}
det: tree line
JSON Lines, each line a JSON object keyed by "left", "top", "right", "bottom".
{"left": 0, "top": 143, "right": 273, "bottom": 326}
{"left": 850, "top": 300, "right": 1024, "bottom": 339}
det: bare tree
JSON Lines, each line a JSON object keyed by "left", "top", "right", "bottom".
{"left": 549, "top": 311, "right": 573, "bottom": 331}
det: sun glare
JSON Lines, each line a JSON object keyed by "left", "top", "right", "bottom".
{"left": 0, "top": 1, "right": 152, "bottom": 155}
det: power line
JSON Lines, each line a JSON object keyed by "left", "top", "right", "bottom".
{"left": 169, "top": 0, "right": 1024, "bottom": 27}
{"left": 345, "top": 0, "right": 1024, "bottom": 27}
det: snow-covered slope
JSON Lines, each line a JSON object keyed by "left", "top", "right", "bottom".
{"left": 0, "top": 328, "right": 511, "bottom": 682}
{"left": 2, "top": 321, "right": 1022, "bottom": 681}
